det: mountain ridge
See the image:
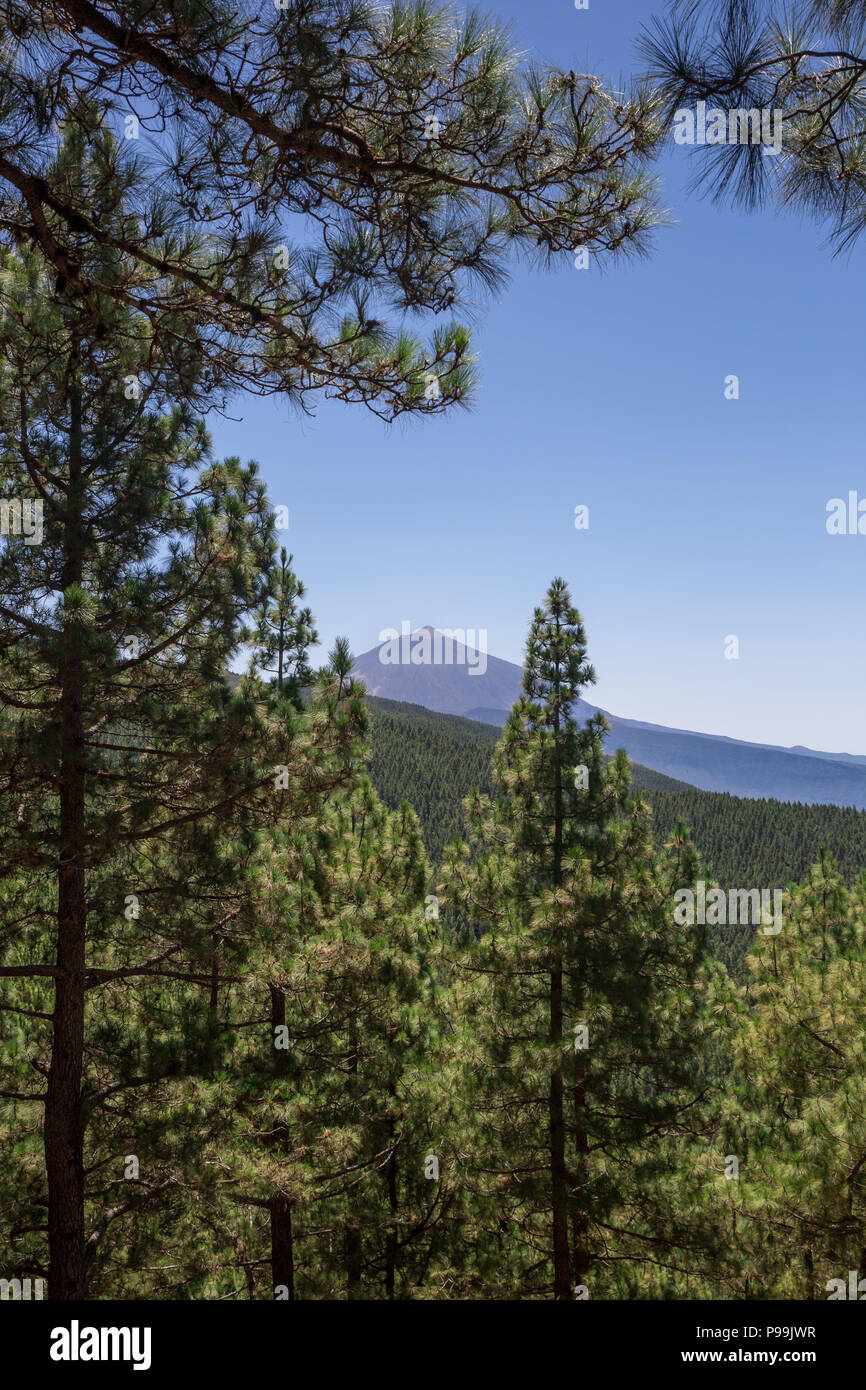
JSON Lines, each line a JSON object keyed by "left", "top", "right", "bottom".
{"left": 352, "top": 629, "right": 866, "bottom": 809}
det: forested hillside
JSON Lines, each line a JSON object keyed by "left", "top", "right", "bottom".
{"left": 5, "top": 0, "right": 866, "bottom": 1325}
{"left": 368, "top": 696, "right": 866, "bottom": 887}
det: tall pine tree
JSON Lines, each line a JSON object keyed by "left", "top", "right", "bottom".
{"left": 441, "top": 579, "right": 716, "bottom": 1299}
{"left": 0, "top": 125, "right": 362, "bottom": 1297}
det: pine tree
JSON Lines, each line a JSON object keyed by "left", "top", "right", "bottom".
{"left": 641, "top": 0, "right": 866, "bottom": 251}
{"left": 209, "top": 775, "right": 457, "bottom": 1299}
{"left": 441, "top": 579, "right": 716, "bottom": 1299}
{"left": 721, "top": 853, "right": 866, "bottom": 1298}
{"left": 0, "top": 126, "right": 363, "bottom": 1297}
{"left": 252, "top": 549, "right": 316, "bottom": 701}
{"left": 0, "top": 0, "right": 666, "bottom": 410}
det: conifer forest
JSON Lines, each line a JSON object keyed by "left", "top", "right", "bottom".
{"left": 1, "top": 1, "right": 866, "bottom": 1351}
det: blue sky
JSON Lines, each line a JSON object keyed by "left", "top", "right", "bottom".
{"left": 210, "top": 0, "right": 866, "bottom": 754}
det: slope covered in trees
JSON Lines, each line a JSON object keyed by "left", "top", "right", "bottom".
{"left": 5, "top": 559, "right": 866, "bottom": 1298}
{"left": 367, "top": 696, "right": 866, "bottom": 887}
{"left": 1, "top": 0, "right": 865, "bottom": 1314}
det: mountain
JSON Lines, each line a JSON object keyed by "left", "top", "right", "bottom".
{"left": 353, "top": 626, "right": 521, "bottom": 715}
{"left": 353, "top": 629, "right": 866, "bottom": 809}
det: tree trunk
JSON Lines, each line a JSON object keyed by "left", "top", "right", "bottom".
{"left": 345, "top": 1226, "right": 362, "bottom": 1299}
{"left": 385, "top": 1114, "right": 398, "bottom": 1299}
{"left": 570, "top": 1054, "right": 589, "bottom": 1289}
{"left": 45, "top": 366, "right": 87, "bottom": 1299}
{"left": 550, "top": 964, "right": 571, "bottom": 1300}
{"left": 269, "top": 1195, "right": 295, "bottom": 1299}
{"left": 270, "top": 983, "right": 289, "bottom": 1074}
{"left": 549, "top": 619, "right": 571, "bottom": 1299}
{"left": 204, "top": 933, "right": 221, "bottom": 1076}
{"left": 266, "top": 982, "right": 294, "bottom": 1296}
{"left": 46, "top": 800, "right": 87, "bottom": 1298}
{"left": 345, "top": 1016, "right": 362, "bottom": 1298}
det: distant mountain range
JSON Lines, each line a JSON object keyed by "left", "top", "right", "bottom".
{"left": 353, "top": 627, "right": 866, "bottom": 809}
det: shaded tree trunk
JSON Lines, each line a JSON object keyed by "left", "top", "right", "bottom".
{"left": 385, "top": 1113, "right": 398, "bottom": 1299}
{"left": 267, "top": 982, "right": 294, "bottom": 1296}
{"left": 45, "top": 368, "right": 87, "bottom": 1299}
{"left": 549, "top": 623, "right": 571, "bottom": 1299}
{"left": 550, "top": 965, "right": 571, "bottom": 1300}
{"left": 570, "top": 1055, "right": 589, "bottom": 1290}
{"left": 345, "top": 1015, "right": 362, "bottom": 1298}
{"left": 269, "top": 1195, "right": 295, "bottom": 1299}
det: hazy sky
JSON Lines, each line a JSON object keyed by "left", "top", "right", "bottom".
{"left": 210, "top": 0, "right": 866, "bottom": 754}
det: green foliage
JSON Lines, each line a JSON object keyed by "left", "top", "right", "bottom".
{"left": 439, "top": 579, "right": 719, "bottom": 1299}
{"left": 12, "top": 1, "right": 865, "bottom": 1307}
{"left": 0, "top": 0, "right": 668, "bottom": 410}
{"left": 252, "top": 548, "right": 317, "bottom": 704}
{"left": 709, "top": 853, "right": 866, "bottom": 1298}
{"left": 367, "top": 696, "right": 866, "bottom": 985}
{"left": 0, "top": 126, "right": 366, "bottom": 1297}
{"left": 366, "top": 699, "right": 500, "bottom": 861}
{"left": 641, "top": 0, "right": 866, "bottom": 250}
